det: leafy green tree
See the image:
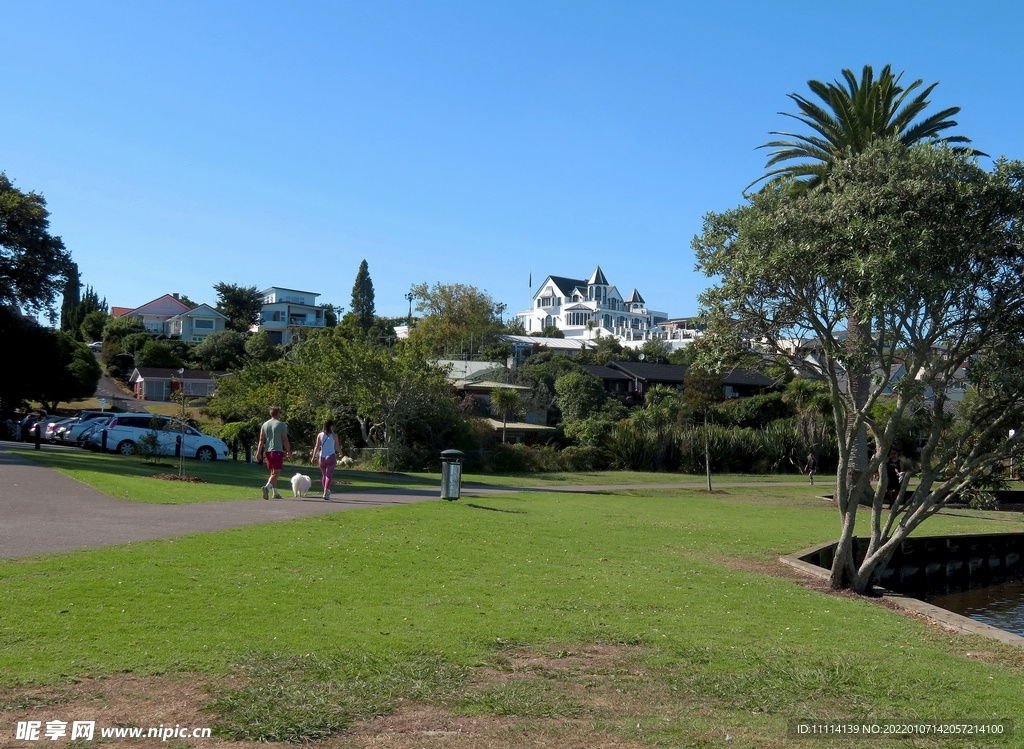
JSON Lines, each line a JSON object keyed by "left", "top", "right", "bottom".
{"left": 753, "top": 65, "right": 982, "bottom": 509}
{"left": 695, "top": 141, "right": 1024, "bottom": 592}
{"left": 245, "top": 329, "right": 282, "bottom": 362}
{"left": 177, "top": 295, "right": 199, "bottom": 309}
{"left": 349, "top": 260, "right": 375, "bottom": 333}
{"left": 540, "top": 325, "right": 564, "bottom": 338}
{"left": 80, "top": 309, "right": 109, "bottom": 342}
{"left": 754, "top": 64, "right": 980, "bottom": 192}
{"left": 192, "top": 330, "right": 247, "bottom": 371}
{"left": 639, "top": 339, "right": 671, "bottom": 364}
{"left": 136, "top": 339, "right": 184, "bottom": 369}
{"left": 102, "top": 314, "right": 146, "bottom": 342}
{"left": 35, "top": 331, "right": 102, "bottom": 412}
{"left": 214, "top": 282, "right": 263, "bottom": 333}
{"left": 408, "top": 282, "right": 505, "bottom": 357}
{"left": 0, "top": 172, "right": 72, "bottom": 318}
{"left": 490, "top": 387, "right": 522, "bottom": 443}
{"left": 554, "top": 370, "right": 606, "bottom": 422}
{"left": 321, "top": 303, "right": 338, "bottom": 328}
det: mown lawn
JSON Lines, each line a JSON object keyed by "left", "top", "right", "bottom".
{"left": 1, "top": 480, "right": 1022, "bottom": 746}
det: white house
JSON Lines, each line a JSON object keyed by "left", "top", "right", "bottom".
{"left": 516, "top": 267, "right": 685, "bottom": 350}
{"left": 255, "top": 287, "right": 325, "bottom": 344}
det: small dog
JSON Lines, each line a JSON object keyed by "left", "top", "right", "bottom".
{"left": 290, "top": 473, "right": 313, "bottom": 497}
{"left": 339, "top": 456, "right": 354, "bottom": 468}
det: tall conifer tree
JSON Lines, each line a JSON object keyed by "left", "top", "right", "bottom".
{"left": 350, "top": 260, "right": 376, "bottom": 333}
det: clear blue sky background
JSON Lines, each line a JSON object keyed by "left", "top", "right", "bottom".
{"left": 4, "top": 1, "right": 1023, "bottom": 320}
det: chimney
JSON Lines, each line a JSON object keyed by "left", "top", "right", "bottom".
{"left": 172, "top": 293, "right": 179, "bottom": 299}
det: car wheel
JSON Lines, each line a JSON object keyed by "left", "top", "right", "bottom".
{"left": 116, "top": 440, "right": 135, "bottom": 455}
{"left": 196, "top": 446, "right": 215, "bottom": 461}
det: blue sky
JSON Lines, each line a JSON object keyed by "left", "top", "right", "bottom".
{"left": 5, "top": 1, "right": 1023, "bottom": 320}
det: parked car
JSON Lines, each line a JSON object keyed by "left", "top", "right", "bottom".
{"left": 57, "top": 412, "right": 113, "bottom": 445}
{"left": 78, "top": 417, "right": 113, "bottom": 450}
{"left": 96, "top": 414, "right": 229, "bottom": 460}
{"left": 88, "top": 341, "right": 103, "bottom": 351}
{"left": 44, "top": 417, "right": 77, "bottom": 443}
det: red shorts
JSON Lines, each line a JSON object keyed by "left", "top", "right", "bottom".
{"left": 265, "top": 451, "right": 284, "bottom": 470}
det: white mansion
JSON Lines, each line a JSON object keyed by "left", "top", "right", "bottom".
{"left": 516, "top": 267, "right": 698, "bottom": 350}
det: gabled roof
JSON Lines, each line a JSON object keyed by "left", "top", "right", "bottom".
{"left": 545, "top": 276, "right": 588, "bottom": 296}
{"left": 125, "top": 294, "right": 192, "bottom": 317}
{"left": 588, "top": 266, "right": 608, "bottom": 285}
{"left": 110, "top": 306, "right": 133, "bottom": 318}
{"left": 623, "top": 289, "right": 645, "bottom": 305}
{"left": 167, "top": 304, "right": 228, "bottom": 321}
{"left": 562, "top": 303, "right": 593, "bottom": 311}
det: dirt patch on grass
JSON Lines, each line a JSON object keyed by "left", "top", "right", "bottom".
{"left": 0, "top": 673, "right": 243, "bottom": 747}
{"left": 0, "top": 648, "right": 660, "bottom": 749}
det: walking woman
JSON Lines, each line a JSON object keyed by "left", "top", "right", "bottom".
{"left": 311, "top": 419, "right": 339, "bottom": 500}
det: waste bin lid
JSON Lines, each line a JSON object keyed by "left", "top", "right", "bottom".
{"left": 440, "top": 449, "right": 465, "bottom": 460}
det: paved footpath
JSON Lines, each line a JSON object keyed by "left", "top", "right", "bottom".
{"left": 0, "top": 448, "right": 507, "bottom": 559}
{"left": 0, "top": 446, "right": 813, "bottom": 559}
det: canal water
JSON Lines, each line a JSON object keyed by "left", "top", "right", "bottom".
{"left": 928, "top": 580, "right": 1024, "bottom": 637}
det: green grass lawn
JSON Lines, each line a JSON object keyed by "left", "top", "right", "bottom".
{"left": 7, "top": 446, "right": 441, "bottom": 504}
{"left": 2, "top": 478, "right": 1022, "bottom": 746}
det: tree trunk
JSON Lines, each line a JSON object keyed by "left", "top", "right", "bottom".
{"left": 845, "top": 313, "right": 872, "bottom": 507}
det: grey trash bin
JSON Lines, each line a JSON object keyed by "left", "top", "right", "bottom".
{"left": 440, "top": 449, "right": 465, "bottom": 500}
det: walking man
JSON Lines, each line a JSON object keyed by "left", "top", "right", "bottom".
{"left": 255, "top": 406, "right": 291, "bottom": 499}
{"left": 805, "top": 452, "right": 818, "bottom": 485}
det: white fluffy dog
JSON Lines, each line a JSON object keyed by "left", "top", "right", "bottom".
{"left": 339, "top": 455, "right": 354, "bottom": 468}
{"left": 290, "top": 473, "right": 313, "bottom": 497}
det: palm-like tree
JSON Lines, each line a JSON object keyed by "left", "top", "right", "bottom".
{"left": 490, "top": 387, "right": 522, "bottom": 444}
{"left": 751, "top": 64, "right": 983, "bottom": 192}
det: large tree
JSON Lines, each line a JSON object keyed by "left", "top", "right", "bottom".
{"left": 408, "top": 282, "right": 506, "bottom": 358}
{"left": 0, "top": 172, "right": 72, "bottom": 318}
{"left": 753, "top": 64, "right": 982, "bottom": 510}
{"left": 214, "top": 282, "right": 263, "bottom": 333}
{"left": 694, "top": 141, "right": 1024, "bottom": 592}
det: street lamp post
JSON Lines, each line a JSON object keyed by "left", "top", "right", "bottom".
{"left": 405, "top": 291, "right": 414, "bottom": 327}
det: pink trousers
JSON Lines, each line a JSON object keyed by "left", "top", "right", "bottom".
{"left": 319, "top": 454, "right": 337, "bottom": 492}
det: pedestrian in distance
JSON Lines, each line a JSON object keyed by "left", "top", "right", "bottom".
{"left": 254, "top": 406, "right": 291, "bottom": 499}
{"left": 805, "top": 452, "right": 818, "bottom": 485}
{"left": 885, "top": 448, "right": 903, "bottom": 508}
{"left": 310, "top": 418, "right": 340, "bottom": 501}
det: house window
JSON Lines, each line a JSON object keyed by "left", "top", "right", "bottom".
{"left": 272, "top": 311, "right": 283, "bottom": 322}
{"left": 603, "top": 314, "right": 611, "bottom": 328}
{"left": 540, "top": 296, "right": 554, "bottom": 307}
{"left": 544, "top": 315, "right": 553, "bottom": 328}
{"left": 567, "top": 311, "right": 589, "bottom": 326}
{"left": 194, "top": 319, "right": 214, "bottom": 329}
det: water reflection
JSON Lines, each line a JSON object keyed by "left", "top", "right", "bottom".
{"left": 928, "top": 580, "right": 1024, "bottom": 636}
